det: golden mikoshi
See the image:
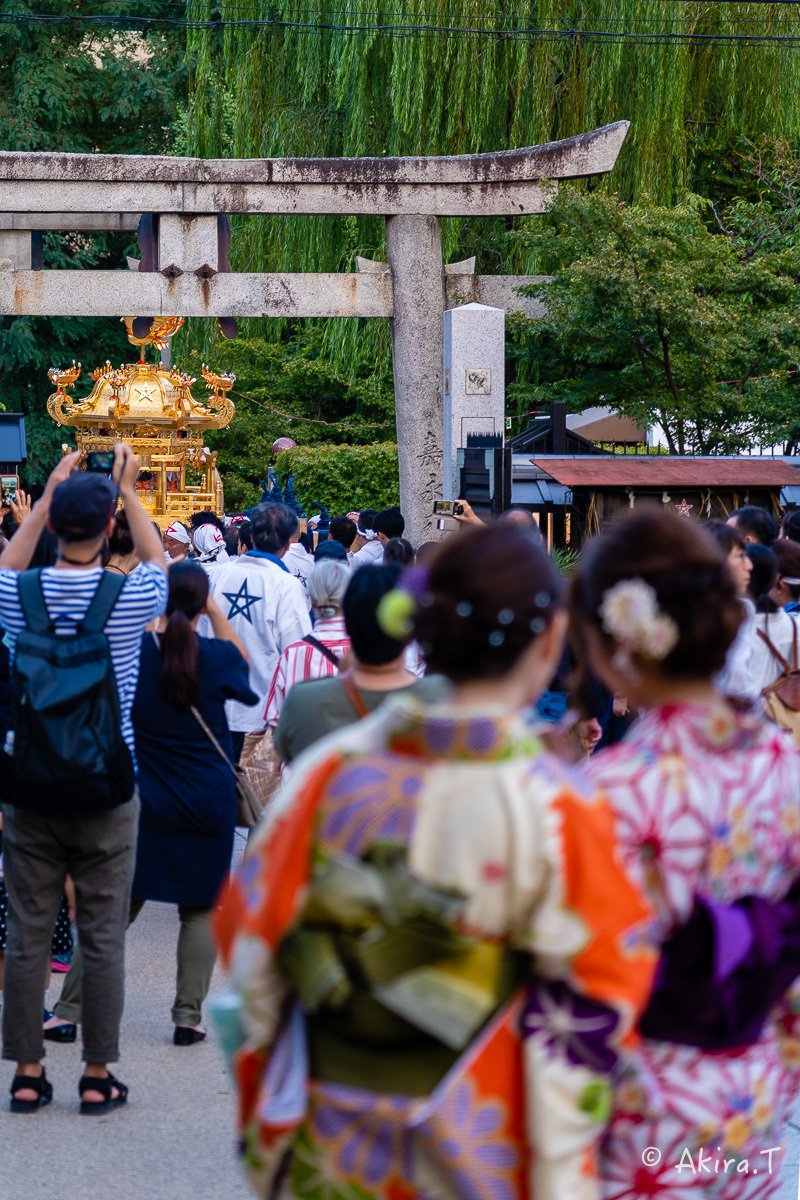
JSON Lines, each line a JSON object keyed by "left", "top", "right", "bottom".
{"left": 47, "top": 318, "right": 236, "bottom": 529}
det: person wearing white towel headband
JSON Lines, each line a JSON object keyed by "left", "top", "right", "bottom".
{"left": 351, "top": 508, "right": 384, "bottom": 566}
{"left": 163, "top": 520, "right": 191, "bottom": 564}
{"left": 193, "top": 523, "right": 230, "bottom": 571}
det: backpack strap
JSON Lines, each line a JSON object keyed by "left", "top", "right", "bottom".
{"left": 81, "top": 571, "right": 126, "bottom": 634}
{"left": 17, "top": 570, "right": 52, "bottom": 635}
{"left": 303, "top": 634, "right": 341, "bottom": 670}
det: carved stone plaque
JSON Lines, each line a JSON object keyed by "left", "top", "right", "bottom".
{"left": 465, "top": 368, "right": 491, "bottom": 395}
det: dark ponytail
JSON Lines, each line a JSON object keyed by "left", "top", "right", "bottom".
{"left": 158, "top": 561, "right": 209, "bottom": 710}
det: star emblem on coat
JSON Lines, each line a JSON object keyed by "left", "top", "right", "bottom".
{"left": 674, "top": 499, "right": 693, "bottom": 518}
{"left": 222, "top": 579, "right": 262, "bottom": 624}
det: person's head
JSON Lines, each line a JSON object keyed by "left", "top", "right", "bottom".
{"left": 746, "top": 543, "right": 778, "bottom": 611}
{"left": 780, "top": 509, "right": 800, "bottom": 544}
{"left": 193, "top": 522, "right": 229, "bottom": 564}
{"left": 572, "top": 511, "right": 743, "bottom": 706}
{"left": 344, "top": 564, "right": 409, "bottom": 665}
{"left": 383, "top": 537, "right": 414, "bottom": 565}
{"left": 29, "top": 528, "right": 58, "bottom": 569}
{"left": 410, "top": 524, "right": 567, "bottom": 706}
{"left": 415, "top": 540, "right": 439, "bottom": 565}
{"left": 704, "top": 520, "right": 752, "bottom": 597}
{"left": 157, "top": 560, "right": 210, "bottom": 710}
{"left": 237, "top": 518, "right": 252, "bottom": 554}
{"left": 47, "top": 473, "right": 118, "bottom": 563}
{"left": 770, "top": 538, "right": 800, "bottom": 609}
{"left": 499, "top": 506, "right": 541, "bottom": 542}
{"left": 352, "top": 508, "right": 378, "bottom": 551}
{"left": 357, "top": 509, "right": 377, "bottom": 534}
{"left": 314, "top": 538, "right": 349, "bottom": 564}
{"left": 308, "top": 559, "right": 350, "bottom": 620}
{"left": 107, "top": 508, "right": 138, "bottom": 569}
{"left": 329, "top": 515, "right": 357, "bottom": 551}
{"left": 373, "top": 506, "right": 405, "bottom": 548}
{"left": 728, "top": 505, "right": 778, "bottom": 547}
{"left": 163, "top": 520, "right": 190, "bottom": 561}
{"left": 190, "top": 510, "right": 225, "bottom": 535}
{"left": 223, "top": 526, "right": 240, "bottom": 557}
{"left": 249, "top": 502, "right": 298, "bottom": 557}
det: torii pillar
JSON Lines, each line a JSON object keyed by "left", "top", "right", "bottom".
{"left": 386, "top": 215, "right": 445, "bottom": 543}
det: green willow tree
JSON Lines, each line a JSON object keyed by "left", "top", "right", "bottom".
{"left": 181, "top": 0, "right": 800, "bottom": 376}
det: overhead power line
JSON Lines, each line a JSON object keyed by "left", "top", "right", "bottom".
{"left": 5, "top": 7, "right": 800, "bottom": 46}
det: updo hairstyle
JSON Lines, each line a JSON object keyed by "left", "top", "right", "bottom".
{"left": 572, "top": 511, "right": 742, "bottom": 679}
{"left": 411, "top": 525, "right": 564, "bottom": 682}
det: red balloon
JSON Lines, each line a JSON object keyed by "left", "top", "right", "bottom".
{"left": 272, "top": 437, "right": 297, "bottom": 454}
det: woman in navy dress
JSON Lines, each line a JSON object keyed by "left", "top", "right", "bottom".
{"left": 48, "top": 560, "right": 257, "bottom": 1045}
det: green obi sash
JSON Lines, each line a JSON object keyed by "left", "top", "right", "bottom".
{"left": 278, "top": 844, "right": 526, "bottom": 1095}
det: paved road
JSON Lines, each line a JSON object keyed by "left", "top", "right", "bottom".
{"left": 0, "top": 890, "right": 251, "bottom": 1200}
{"left": 1, "top": 857, "right": 800, "bottom": 1200}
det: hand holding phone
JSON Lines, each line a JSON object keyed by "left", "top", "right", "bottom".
{"left": 432, "top": 500, "right": 464, "bottom": 517}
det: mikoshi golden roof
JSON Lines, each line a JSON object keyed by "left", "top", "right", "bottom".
{"left": 47, "top": 318, "right": 235, "bottom": 434}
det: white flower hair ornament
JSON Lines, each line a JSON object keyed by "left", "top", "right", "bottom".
{"left": 598, "top": 578, "right": 680, "bottom": 667}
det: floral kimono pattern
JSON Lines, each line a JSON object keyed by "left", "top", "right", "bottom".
{"left": 216, "top": 696, "right": 656, "bottom": 1200}
{"left": 587, "top": 704, "right": 800, "bottom": 1199}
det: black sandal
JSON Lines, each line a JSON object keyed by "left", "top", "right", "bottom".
{"left": 78, "top": 1072, "right": 129, "bottom": 1115}
{"left": 10, "top": 1069, "right": 53, "bottom": 1114}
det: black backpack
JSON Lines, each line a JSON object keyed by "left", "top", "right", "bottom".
{"left": 9, "top": 569, "right": 135, "bottom": 813}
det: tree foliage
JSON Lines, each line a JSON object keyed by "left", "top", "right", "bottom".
{"left": 0, "top": 1, "right": 187, "bottom": 485}
{"left": 509, "top": 187, "right": 800, "bottom": 455}
{"left": 271, "top": 443, "right": 400, "bottom": 517}
{"left": 197, "top": 330, "right": 396, "bottom": 508}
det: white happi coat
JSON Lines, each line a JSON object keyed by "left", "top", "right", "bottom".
{"left": 208, "top": 555, "right": 311, "bottom": 732}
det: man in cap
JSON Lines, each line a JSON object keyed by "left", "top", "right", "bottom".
{"left": 0, "top": 445, "right": 167, "bottom": 1113}
{"left": 314, "top": 538, "right": 349, "bottom": 564}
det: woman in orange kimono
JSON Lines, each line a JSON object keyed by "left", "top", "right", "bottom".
{"left": 215, "top": 526, "right": 656, "bottom": 1200}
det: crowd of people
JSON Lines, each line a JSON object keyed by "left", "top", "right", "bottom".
{"left": 1, "top": 453, "right": 800, "bottom": 1200}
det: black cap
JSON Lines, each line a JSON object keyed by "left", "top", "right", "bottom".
{"left": 49, "top": 473, "right": 117, "bottom": 541}
{"left": 314, "top": 539, "right": 349, "bottom": 563}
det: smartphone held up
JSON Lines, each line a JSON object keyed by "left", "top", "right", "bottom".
{"left": 432, "top": 500, "right": 464, "bottom": 517}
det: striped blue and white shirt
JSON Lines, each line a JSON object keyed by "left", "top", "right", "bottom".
{"left": 0, "top": 562, "right": 168, "bottom": 755}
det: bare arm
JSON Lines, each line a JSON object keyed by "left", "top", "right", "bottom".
{"left": 205, "top": 592, "right": 250, "bottom": 667}
{"left": 453, "top": 499, "right": 484, "bottom": 527}
{"left": 0, "top": 451, "right": 80, "bottom": 572}
{"left": 112, "top": 445, "right": 166, "bottom": 570}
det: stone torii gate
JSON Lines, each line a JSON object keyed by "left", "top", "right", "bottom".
{"left": 0, "top": 120, "right": 628, "bottom": 543}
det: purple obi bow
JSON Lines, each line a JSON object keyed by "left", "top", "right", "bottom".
{"left": 639, "top": 877, "right": 800, "bottom": 1050}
